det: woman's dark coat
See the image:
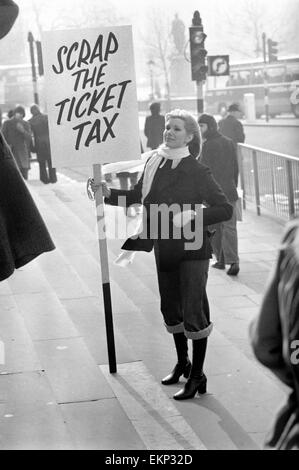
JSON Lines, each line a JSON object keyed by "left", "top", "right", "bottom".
{"left": 106, "top": 155, "right": 233, "bottom": 271}
{"left": 0, "top": 132, "right": 55, "bottom": 281}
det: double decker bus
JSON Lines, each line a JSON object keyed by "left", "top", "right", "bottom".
{"left": 0, "top": 63, "right": 45, "bottom": 115}
{"left": 204, "top": 55, "right": 299, "bottom": 118}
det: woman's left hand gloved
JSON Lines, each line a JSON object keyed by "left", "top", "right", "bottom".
{"left": 173, "top": 210, "right": 196, "bottom": 228}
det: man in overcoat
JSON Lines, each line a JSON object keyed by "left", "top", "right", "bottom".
{"left": 218, "top": 103, "right": 245, "bottom": 147}
{"left": 144, "top": 102, "right": 165, "bottom": 150}
{"left": 28, "top": 104, "right": 57, "bottom": 184}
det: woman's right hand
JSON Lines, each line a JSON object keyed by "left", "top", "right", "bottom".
{"left": 89, "top": 178, "right": 111, "bottom": 198}
{"left": 93, "top": 180, "right": 111, "bottom": 198}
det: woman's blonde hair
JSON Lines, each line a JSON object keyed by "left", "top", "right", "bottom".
{"left": 165, "top": 109, "right": 202, "bottom": 158}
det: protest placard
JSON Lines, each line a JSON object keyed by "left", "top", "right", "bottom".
{"left": 42, "top": 26, "right": 140, "bottom": 168}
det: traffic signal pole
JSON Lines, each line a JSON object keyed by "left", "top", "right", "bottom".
{"left": 189, "top": 11, "right": 208, "bottom": 116}
{"left": 262, "top": 33, "right": 278, "bottom": 122}
{"left": 196, "top": 81, "right": 204, "bottom": 114}
{"left": 27, "top": 31, "right": 39, "bottom": 105}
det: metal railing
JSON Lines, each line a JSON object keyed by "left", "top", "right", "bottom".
{"left": 238, "top": 143, "right": 299, "bottom": 220}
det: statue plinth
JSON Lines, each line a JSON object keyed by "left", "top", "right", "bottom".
{"left": 170, "top": 54, "right": 195, "bottom": 97}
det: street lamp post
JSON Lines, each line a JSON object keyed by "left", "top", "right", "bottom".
{"left": 27, "top": 31, "right": 39, "bottom": 105}
{"left": 147, "top": 59, "right": 155, "bottom": 100}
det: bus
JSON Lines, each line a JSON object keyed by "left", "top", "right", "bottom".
{"left": 204, "top": 55, "right": 299, "bottom": 118}
{"left": 0, "top": 63, "right": 45, "bottom": 116}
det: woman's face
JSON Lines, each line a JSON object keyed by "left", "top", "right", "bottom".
{"left": 163, "top": 117, "right": 193, "bottom": 149}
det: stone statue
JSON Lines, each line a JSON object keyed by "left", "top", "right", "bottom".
{"left": 171, "top": 13, "right": 185, "bottom": 55}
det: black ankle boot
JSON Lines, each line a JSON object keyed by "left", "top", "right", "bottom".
{"left": 161, "top": 332, "right": 190, "bottom": 385}
{"left": 227, "top": 263, "right": 240, "bottom": 276}
{"left": 173, "top": 337, "right": 208, "bottom": 400}
{"left": 173, "top": 373, "right": 207, "bottom": 400}
{"left": 161, "top": 360, "right": 191, "bottom": 385}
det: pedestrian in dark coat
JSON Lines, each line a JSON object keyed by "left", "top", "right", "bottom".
{"left": 0, "top": 0, "right": 55, "bottom": 282}
{"left": 199, "top": 113, "right": 240, "bottom": 275}
{"left": 2, "top": 105, "right": 32, "bottom": 180}
{"left": 218, "top": 103, "right": 245, "bottom": 146}
{"left": 92, "top": 109, "right": 233, "bottom": 400}
{"left": 250, "top": 219, "right": 299, "bottom": 449}
{"left": 28, "top": 104, "right": 57, "bottom": 184}
{"left": 144, "top": 102, "right": 165, "bottom": 150}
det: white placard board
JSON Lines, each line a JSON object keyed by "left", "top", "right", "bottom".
{"left": 42, "top": 26, "right": 140, "bottom": 167}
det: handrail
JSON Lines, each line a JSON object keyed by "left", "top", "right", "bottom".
{"left": 237, "top": 143, "right": 299, "bottom": 220}
{"left": 238, "top": 143, "right": 299, "bottom": 162}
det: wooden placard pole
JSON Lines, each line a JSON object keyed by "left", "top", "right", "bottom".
{"left": 93, "top": 163, "right": 117, "bottom": 373}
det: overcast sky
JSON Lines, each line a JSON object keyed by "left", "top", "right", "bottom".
{"left": 16, "top": 0, "right": 295, "bottom": 32}
{"left": 4, "top": 0, "right": 299, "bottom": 98}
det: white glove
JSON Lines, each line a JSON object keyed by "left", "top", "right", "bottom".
{"left": 173, "top": 210, "right": 196, "bottom": 228}
{"left": 114, "top": 251, "right": 136, "bottom": 267}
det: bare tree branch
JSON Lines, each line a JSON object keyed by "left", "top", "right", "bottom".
{"left": 215, "top": 0, "right": 296, "bottom": 60}
{"left": 142, "top": 7, "right": 175, "bottom": 103}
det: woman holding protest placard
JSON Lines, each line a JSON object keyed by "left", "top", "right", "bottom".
{"left": 91, "top": 109, "right": 232, "bottom": 400}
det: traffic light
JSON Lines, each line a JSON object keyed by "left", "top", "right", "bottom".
{"left": 189, "top": 11, "right": 208, "bottom": 82}
{"left": 36, "top": 40, "right": 44, "bottom": 76}
{"left": 267, "top": 38, "right": 278, "bottom": 62}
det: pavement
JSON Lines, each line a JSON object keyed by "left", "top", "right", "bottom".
{"left": 0, "top": 163, "right": 289, "bottom": 450}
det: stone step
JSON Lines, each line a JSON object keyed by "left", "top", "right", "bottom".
{"left": 101, "top": 361, "right": 206, "bottom": 450}
{"left": 13, "top": 291, "right": 80, "bottom": 341}
{"left": 0, "top": 371, "right": 74, "bottom": 450}
{"left": 60, "top": 398, "right": 146, "bottom": 450}
{"left": 60, "top": 296, "right": 138, "bottom": 365}
{"left": 20, "top": 180, "right": 287, "bottom": 450}
{"left": 34, "top": 337, "right": 114, "bottom": 405}
{"left": 0, "top": 295, "right": 41, "bottom": 374}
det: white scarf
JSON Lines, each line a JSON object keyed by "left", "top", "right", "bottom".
{"left": 141, "top": 144, "right": 190, "bottom": 201}
{"left": 114, "top": 144, "right": 190, "bottom": 267}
